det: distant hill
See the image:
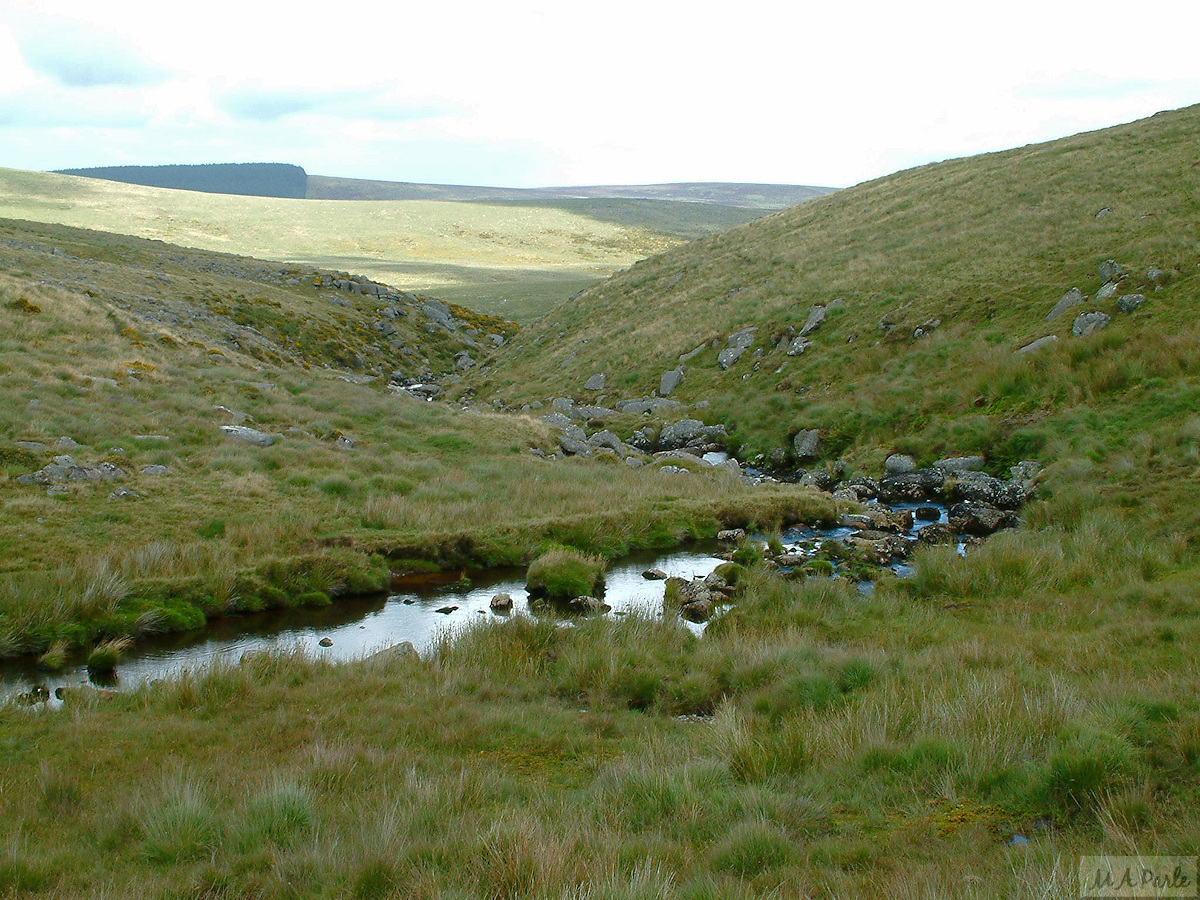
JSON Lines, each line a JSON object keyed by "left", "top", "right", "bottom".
{"left": 306, "top": 175, "right": 836, "bottom": 209}
{"left": 52, "top": 163, "right": 308, "bottom": 199}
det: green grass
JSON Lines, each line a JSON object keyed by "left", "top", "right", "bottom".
{"left": 0, "top": 168, "right": 779, "bottom": 322}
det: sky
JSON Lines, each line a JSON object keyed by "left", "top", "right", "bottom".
{"left": 1, "top": 0, "right": 1198, "bottom": 190}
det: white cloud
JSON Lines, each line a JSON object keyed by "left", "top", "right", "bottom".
{"left": 0, "top": 0, "right": 1197, "bottom": 186}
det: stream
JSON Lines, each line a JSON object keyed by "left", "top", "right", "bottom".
{"left": 2, "top": 501, "right": 954, "bottom": 707}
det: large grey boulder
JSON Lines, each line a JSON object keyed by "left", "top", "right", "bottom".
{"left": 220, "top": 425, "right": 276, "bottom": 447}
{"left": 615, "top": 397, "right": 682, "bottom": 416}
{"left": 1072, "top": 311, "right": 1110, "bottom": 337}
{"left": 659, "top": 367, "right": 684, "bottom": 397}
{"left": 1046, "top": 288, "right": 1084, "bottom": 321}
{"left": 1117, "top": 294, "right": 1145, "bottom": 313}
{"left": 584, "top": 373, "right": 606, "bottom": 391}
{"left": 793, "top": 429, "right": 821, "bottom": 461}
{"left": 949, "top": 471, "right": 1029, "bottom": 509}
{"left": 658, "top": 418, "right": 725, "bottom": 450}
{"left": 1098, "top": 259, "right": 1123, "bottom": 281}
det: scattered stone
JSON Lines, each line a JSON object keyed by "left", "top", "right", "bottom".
{"left": 53, "top": 436, "right": 81, "bottom": 450}
{"left": 489, "top": 593, "right": 514, "bottom": 611}
{"left": 435, "top": 605, "right": 458, "bottom": 615}
{"left": 624, "top": 457, "right": 644, "bottom": 467}
{"left": 785, "top": 336, "right": 811, "bottom": 356}
{"left": 335, "top": 435, "right": 357, "bottom": 451}
{"left": 916, "top": 506, "right": 942, "bottom": 521}
{"left": 1016, "top": 335, "right": 1058, "bottom": 354}
{"left": 642, "top": 569, "right": 668, "bottom": 580}
{"left": 318, "top": 637, "right": 334, "bottom": 647}
{"left": 659, "top": 465, "right": 690, "bottom": 475}
{"left": 1072, "top": 311, "right": 1110, "bottom": 338}
{"left": 140, "top": 465, "right": 170, "bottom": 476}
{"left": 793, "top": 429, "right": 821, "bottom": 461}
{"left": 220, "top": 425, "right": 276, "bottom": 447}
{"left": 799, "top": 305, "right": 826, "bottom": 337}
{"left": 584, "top": 373, "right": 606, "bottom": 391}
{"left": 108, "top": 487, "right": 139, "bottom": 500}
{"left": 1046, "top": 288, "right": 1084, "bottom": 321}
{"left": 1117, "top": 293, "right": 1146, "bottom": 312}
{"left": 1146, "top": 268, "right": 1168, "bottom": 287}
{"left": 717, "top": 347, "right": 746, "bottom": 370}
{"left": 679, "top": 342, "right": 708, "bottom": 363}
{"left": 15, "top": 441, "right": 47, "bottom": 452}
{"left": 1095, "top": 207, "right": 1112, "bottom": 218}
{"left": 1098, "top": 259, "right": 1123, "bottom": 281}
{"left": 884, "top": 454, "right": 917, "bottom": 475}
{"left": 454, "top": 351, "right": 476, "bottom": 371}
{"left": 717, "top": 528, "right": 746, "bottom": 542}
{"left": 1095, "top": 281, "right": 1119, "bottom": 300}
{"left": 659, "top": 367, "right": 684, "bottom": 396}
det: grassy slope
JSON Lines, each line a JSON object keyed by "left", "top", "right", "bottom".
{"left": 0, "top": 219, "right": 827, "bottom": 656}
{"left": 478, "top": 105, "right": 1200, "bottom": 505}
{"left": 0, "top": 169, "right": 778, "bottom": 324}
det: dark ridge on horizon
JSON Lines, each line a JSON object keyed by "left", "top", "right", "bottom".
{"left": 53, "top": 163, "right": 308, "bottom": 199}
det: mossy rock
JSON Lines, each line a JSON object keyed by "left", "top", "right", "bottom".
{"left": 525, "top": 548, "right": 606, "bottom": 604}
{"left": 713, "top": 562, "right": 748, "bottom": 587}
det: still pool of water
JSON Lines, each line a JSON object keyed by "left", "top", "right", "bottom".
{"left": 1, "top": 547, "right": 728, "bottom": 704}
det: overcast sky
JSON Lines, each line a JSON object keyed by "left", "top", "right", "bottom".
{"left": 2, "top": 0, "right": 1198, "bottom": 189}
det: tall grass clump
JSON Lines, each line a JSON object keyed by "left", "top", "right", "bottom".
{"left": 233, "top": 780, "right": 315, "bottom": 851}
{"left": 525, "top": 547, "right": 606, "bottom": 603}
{"left": 138, "top": 774, "right": 222, "bottom": 863}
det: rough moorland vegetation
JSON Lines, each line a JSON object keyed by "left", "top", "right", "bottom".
{"left": 0, "top": 106, "right": 1198, "bottom": 897}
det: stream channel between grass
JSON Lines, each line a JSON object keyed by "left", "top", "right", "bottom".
{"left": 1, "top": 501, "right": 955, "bottom": 707}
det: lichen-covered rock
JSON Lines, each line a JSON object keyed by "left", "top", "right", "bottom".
{"left": 717, "top": 347, "right": 745, "bottom": 370}
{"left": 948, "top": 502, "right": 1018, "bottom": 535}
{"left": 793, "top": 429, "right": 821, "bottom": 461}
{"left": 583, "top": 373, "right": 606, "bottom": 391}
{"left": 878, "top": 469, "right": 946, "bottom": 503}
{"left": 1072, "top": 311, "right": 1111, "bottom": 337}
{"left": 933, "top": 455, "right": 985, "bottom": 473}
{"left": 1117, "top": 293, "right": 1146, "bottom": 312}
